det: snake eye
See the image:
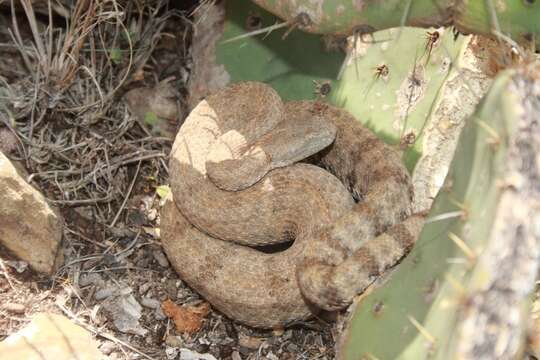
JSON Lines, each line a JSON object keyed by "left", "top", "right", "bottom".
{"left": 523, "top": 0, "right": 536, "bottom": 6}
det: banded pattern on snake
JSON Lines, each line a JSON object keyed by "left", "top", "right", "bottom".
{"left": 161, "top": 82, "right": 424, "bottom": 328}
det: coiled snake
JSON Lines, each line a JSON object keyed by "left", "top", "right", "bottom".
{"left": 161, "top": 82, "right": 424, "bottom": 328}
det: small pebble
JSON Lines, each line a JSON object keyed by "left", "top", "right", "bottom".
{"left": 165, "top": 334, "right": 183, "bottom": 348}
{"left": 3, "top": 303, "right": 25, "bottom": 314}
{"left": 4, "top": 260, "right": 28, "bottom": 273}
{"left": 147, "top": 208, "right": 158, "bottom": 221}
{"left": 99, "top": 341, "right": 116, "bottom": 355}
{"left": 140, "top": 297, "right": 160, "bottom": 309}
{"left": 153, "top": 250, "right": 169, "bottom": 267}
{"left": 238, "top": 333, "right": 264, "bottom": 350}
{"left": 165, "top": 346, "right": 180, "bottom": 359}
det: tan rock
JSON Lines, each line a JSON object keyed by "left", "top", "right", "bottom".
{"left": 0, "top": 152, "right": 63, "bottom": 274}
{"left": 0, "top": 313, "right": 102, "bottom": 360}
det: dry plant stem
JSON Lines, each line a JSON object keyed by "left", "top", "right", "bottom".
{"left": 1, "top": 0, "right": 173, "bottom": 223}
{"left": 109, "top": 160, "right": 141, "bottom": 227}
{"left": 0, "top": 258, "right": 16, "bottom": 290}
{"left": 163, "top": 82, "right": 423, "bottom": 327}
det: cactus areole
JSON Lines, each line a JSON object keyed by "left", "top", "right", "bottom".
{"left": 251, "top": 0, "right": 540, "bottom": 46}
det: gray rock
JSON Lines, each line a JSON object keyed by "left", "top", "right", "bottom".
{"left": 153, "top": 249, "right": 169, "bottom": 267}
{"left": 140, "top": 297, "right": 160, "bottom": 309}
{"left": 102, "top": 291, "right": 148, "bottom": 336}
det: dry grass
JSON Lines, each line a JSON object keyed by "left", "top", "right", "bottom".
{"left": 1, "top": 0, "right": 180, "bottom": 214}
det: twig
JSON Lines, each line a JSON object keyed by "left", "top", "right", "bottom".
{"left": 110, "top": 160, "right": 141, "bottom": 227}
{"left": 0, "top": 258, "right": 16, "bottom": 290}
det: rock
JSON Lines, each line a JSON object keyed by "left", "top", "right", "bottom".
{"left": 140, "top": 297, "right": 160, "bottom": 309}
{"left": 165, "top": 334, "right": 183, "bottom": 348}
{"left": 0, "top": 128, "right": 17, "bottom": 154}
{"left": 238, "top": 333, "right": 265, "bottom": 350}
{"left": 0, "top": 313, "right": 102, "bottom": 360}
{"left": 102, "top": 291, "right": 148, "bottom": 336}
{"left": 179, "top": 348, "right": 218, "bottom": 360}
{"left": 3, "top": 260, "right": 29, "bottom": 273}
{"left": 0, "top": 152, "right": 63, "bottom": 275}
{"left": 166, "top": 346, "right": 180, "bottom": 359}
{"left": 152, "top": 249, "right": 169, "bottom": 267}
{"left": 98, "top": 341, "right": 116, "bottom": 355}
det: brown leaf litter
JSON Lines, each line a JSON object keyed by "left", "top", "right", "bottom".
{"left": 162, "top": 299, "right": 210, "bottom": 334}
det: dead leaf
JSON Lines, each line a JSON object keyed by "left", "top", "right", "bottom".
{"left": 162, "top": 300, "right": 210, "bottom": 334}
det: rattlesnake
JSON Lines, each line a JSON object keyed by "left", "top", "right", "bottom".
{"left": 161, "top": 82, "right": 425, "bottom": 328}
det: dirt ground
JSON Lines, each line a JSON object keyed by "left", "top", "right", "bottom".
{"left": 0, "top": 1, "right": 337, "bottom": 359}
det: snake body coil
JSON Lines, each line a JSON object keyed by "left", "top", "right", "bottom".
{"left": 161, "top": 82, "right": 424, "bottom": 328}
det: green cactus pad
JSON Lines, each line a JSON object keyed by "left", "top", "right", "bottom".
{"left": 327, "top": 28, "right": 505, "bottom": 213}
{"left": 216, "top": 0, "right": 345, "bottom": 101}
{"left": 336, "top": 65, "right": 539, "bottom": 360}
{"left": 250, "top": 0, "right": 540, "bottom": 48}
{"left": 329, "top": 26, "right": 471, "bottom": 171}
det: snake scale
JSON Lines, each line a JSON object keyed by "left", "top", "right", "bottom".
{"left": 161, "top": 82, "right": 425, "bottom": 328}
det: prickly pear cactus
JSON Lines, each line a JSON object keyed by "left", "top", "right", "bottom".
{"left": 215, "top": 0, "right": 345, "bottom": 101}
{"left": 330, "top": 27, "right": 511, "bottom": 210}
{"left": 250, "top": 0, "right": 540, "bottom": 48}
{"left": 336, "top": 63, "right": 540, "bottom": 360}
